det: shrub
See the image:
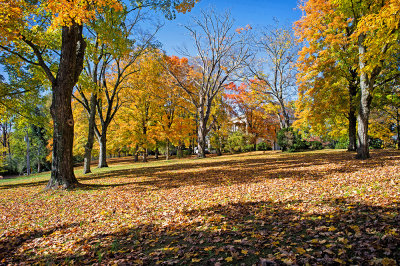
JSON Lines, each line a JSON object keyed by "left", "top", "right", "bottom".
{"left": 277, "top": 127, "right": 307, "bottom": 152}
{"left": 369, "top": 138, "right": 383, "bottom": 149}
{"left": 243, "top": 144, "right": 255, "bottom": 152}
{"left": 256, "top": 141, "right": 272, "bottom": 151}
{"left": 334, "top": 139, "right": 349, "bottom": 149}
{"left": 227, "top": 131, "right": 247, "bottom": 153}
{"left": 309, "top": 141, "right": 323, "bottom": 150}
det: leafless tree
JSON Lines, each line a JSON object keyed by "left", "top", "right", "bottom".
{"left": 246, "top": 21, "right": 298, "bottom": 129}
{"left": 165, "top": 9, "right": 252, "bottom": 158}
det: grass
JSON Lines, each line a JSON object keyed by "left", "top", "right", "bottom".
{"left": 0, "top": 149, "right": 399, "bottom": 265}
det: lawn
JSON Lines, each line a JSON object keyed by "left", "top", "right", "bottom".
{"left": 1, "top": 149, "right": 399, "bottom": 265}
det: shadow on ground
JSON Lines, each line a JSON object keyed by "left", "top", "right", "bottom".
{"left": 2, "top": 199, "right": 399, "bottom": 265}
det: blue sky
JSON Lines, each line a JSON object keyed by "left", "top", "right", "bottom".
{"left": 155, "top": 0, "right": 302, "bottom": 55}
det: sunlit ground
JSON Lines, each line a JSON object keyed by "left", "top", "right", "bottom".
{"left": 1, "top": 149, "right": 399, "bottom": 264}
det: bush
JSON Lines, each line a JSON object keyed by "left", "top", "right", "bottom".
{"left": 183, "top": 149, "right": 193, "bottom": 156}
{"left": 334, "top": 139, "right": 349, "bottom": 149}
{"left": 308, "top": 141, "right": 323, "bottom": 150}
{"left": 277, "top": 127, "right": 307, "bottom": 152}
{"left": 369, "top": 138, "right": 383, "bottom": 149}
{"left": 227, "top": 131, "right": 246, "bottom": 153}
{"left": 243, "top": 144, "right": 255, "bottom": 152}
{"left": 256, "top": 141, "right": 272, "bottom": 151}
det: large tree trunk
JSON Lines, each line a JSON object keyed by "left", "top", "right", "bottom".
{"left": 278, "top": 99, "right": 290, "bottom": 129}
{"left": 26, "top": 131, "right": 30, "bottom": 176}
{"left": 356, "top": 34, "right": 371, "bottom": 160}
{"left": 98, "top": 132, "right": 108, "bottom": 168}
{"left": 83, "top": 94, "right": 97, "bottom": 174}
{"left": 46, "top": 24, "right": 85, "bottom": 189}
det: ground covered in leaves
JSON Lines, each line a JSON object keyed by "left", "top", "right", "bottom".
{"left": 1, "top": 149, "right": 400, "bottom": 265}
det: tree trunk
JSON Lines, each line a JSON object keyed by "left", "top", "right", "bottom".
{"left": 46, "top": 24, "right": 85, "bottom": 189}
{"left": 166, "top": 139, "right": 170, "bottom": 160}
{"left": 26, "top": 131, "right": 30, "bottom": 176}
{"left": 133, "top": 144, "right": 139, "bottom": 162}
{"left": 279, "top": 99, "right": 290, "bottom": 129}
{"left": 83, "top": 94, "right": 97, "bottom": 174}
{"left": 197, "top": 118, "right": 207, "bottom": 158}
{"left": 1, "top": 124, "right": 7, "bottom": 158}
{"left": 347, "top": 74, "right": 358, "bottom": 151}
{"left": 348, "top": 109, "right": 357, "bottom": 152}
{"left": 37, "top": 141, "right": 41, "bottom": 173}
{"left": 98, "top": 133, "right": 108, "bottom": 168}
{"left": 177, "top": 141, "right": 183, "bottom": 158}
{"left": 356, "top": 34, "right": 371, "bottom": 160}
{"left": 397, "top": 109, "right": 400, "bottom": 150}
{"left": 142, "top": 148, "right": 148, "bottom": 162}
{"left": 155, "top": 147, "right": 159, "bottom": 159}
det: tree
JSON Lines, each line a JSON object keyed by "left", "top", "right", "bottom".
{"left": 0, "top": 0, "right": 198, "bottom": 188}
{"left": 0, "top": 0, "right": 123, "bottom": 188}
{"left": 294, "top": 0, "right": 359, "bottom": 151}
{"left": 295, "top": 0, "right": 400, "bottom": 158}
{"left": 226, "top": 82, "right": 279, "bottom": 150}
{"left": 74, "top": 5, "right": 154, "bottom": 171}
{"left": 372, "top": 81, "right": 400, "bottom": 148}
{"left": 247, "top": 21, "right": 298, "bottom": 129}
{"left": 74, "top": 1, "right": 198, "bottom": 170}
{"left": 165, "top": 9, "right": 251, "bottom": 158}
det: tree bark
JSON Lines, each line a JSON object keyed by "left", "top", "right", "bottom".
{"left": 98, "top": 132, "right": 108, "bottom": 168}
{"left": 397, "top": 109, "right": 400, "bottom": 150}
{"left": 166, "top": 139, "right": 170, "bottom": 160}
{"left": 347, "top": 73, "right": 358, "bottom": 151}
{"left": 46, "top": 24, "right": 85, "bottom": 189}
{"left": 133, "top": 144, "right": 139, "bottom": 162}
{"left": 348, "top": 112, "right": 357, "bottom": 152}
{"left": 177, "top": 141, "right": 183, "bottom": 158}
{"left": 142, "top": 148, "right": 148, "bottom": 162}
{"left": 197, "top": 121, "right": 206, "bottom": 158}
{"left": 356, "top": 34, "right": 371, "bottom": 160}
{"left": 155, "top": 147, "right": 159, "bottom": 159}
{"left": 83, "top": 94, "right": 97, "bottom": 174}
{"left": 26, "top": 131, "right": 30, "bottom": 176}
{"left": 197, "top": 105, "right": 207, "bottom": 158}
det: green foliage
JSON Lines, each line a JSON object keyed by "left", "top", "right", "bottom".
{"left": 308, "top": 141, "right": 323, "bottom": 150}
{"left": 243, "top": 144, "right": 255, "bottom": 152}
{"left": 369, "top": 138, "right": 383, "bottom": 149}
{"left": 277, "top": 127, "right": 307, "bottom": 152}
{"left": 334, "top": 139, "right": 349, "bottom": 149}
{"left": 226, "top": 131, "right": 248, "bottom": 153}
{"left": 256, "top": 141, "right": 272, "bottom": 151}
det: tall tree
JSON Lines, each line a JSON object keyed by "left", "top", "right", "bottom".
{"left": 0, "top": 0, "right": 123, "bottom": 188}
{"left": 294, "top": 0, "right": 359, "bottom": 151}
{"left": 295, "top": 0, "right": 400, "bottom": 157}
{"left": 75, "top": 1, "right": 198, "bottom": 170}
{"left": 247, "top": 22, "right": 298, "bottom": 129}
{"left": 0, "top": 0, "right": 198, "bottom": 187}
{"left": 165, "top": 9, "right": 251, "bottom": 158}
